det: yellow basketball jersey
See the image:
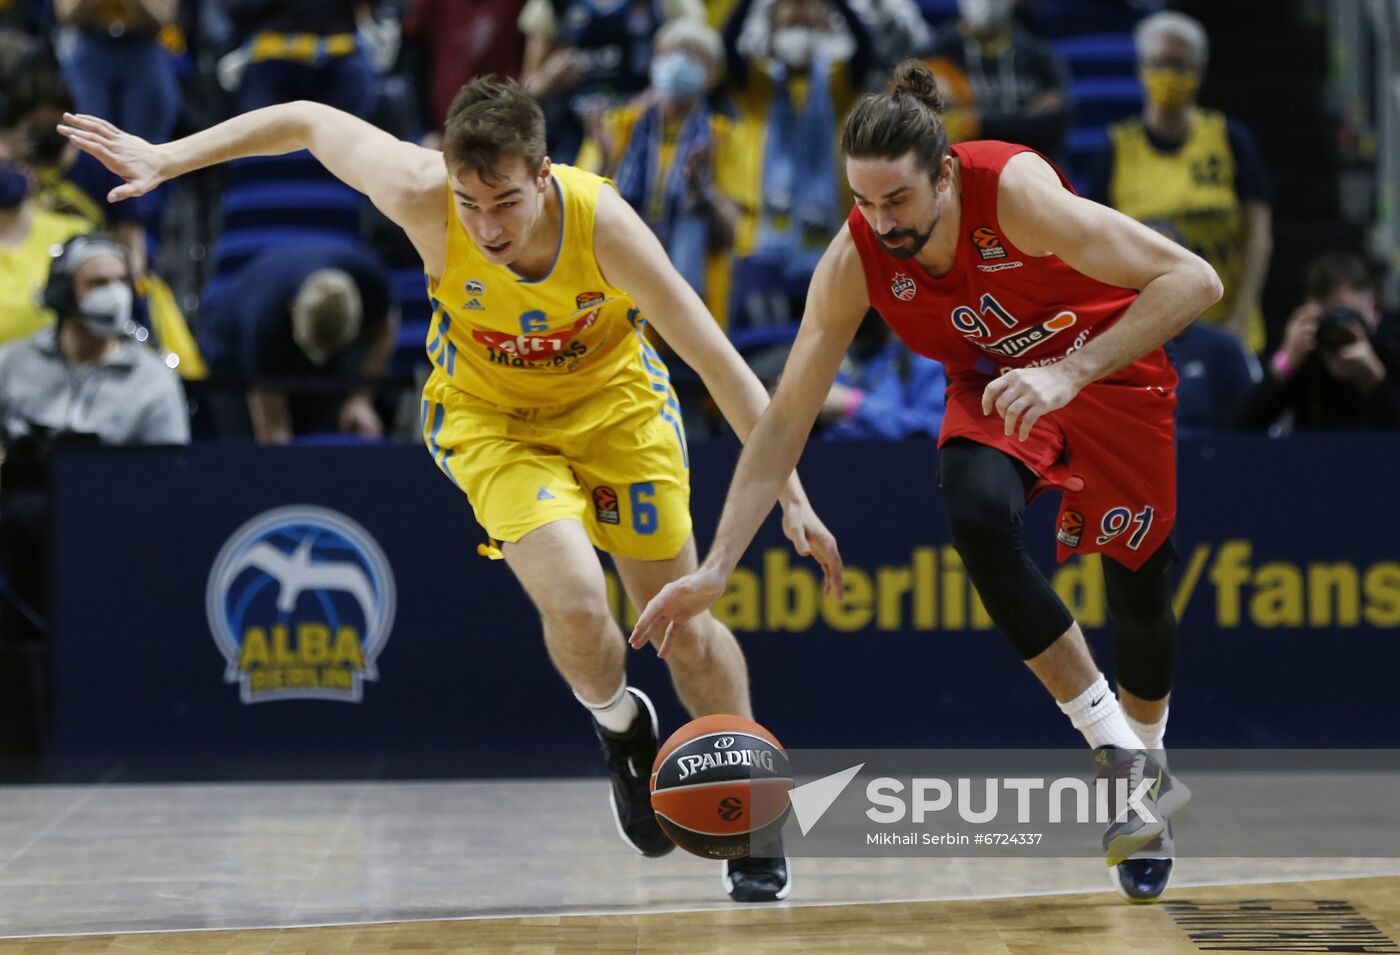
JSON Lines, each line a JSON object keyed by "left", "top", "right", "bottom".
{"left": 1108, "top": 108, "right": 1263, "bottom": 351}
{"left": 425, "top": 164, "right": 652, "bottom": 408}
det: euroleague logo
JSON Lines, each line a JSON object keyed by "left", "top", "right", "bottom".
{"left": 593, "top": 485, "right": 620, "bottom": 525}
{"left": 1057, "top": 509, "right": 1085, "bottom": 548}
{"left": 717, "top": 796, "right": 744, "bottom": 821}
{"left": 971, "top": 226, "right": 1007, "bottom": 260}
{"left": 206, "top": 506, "right": 396, "bottom": 703}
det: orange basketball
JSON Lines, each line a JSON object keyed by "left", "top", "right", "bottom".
{"left": 649, "top": 715, "right": 793, "bottom": 860}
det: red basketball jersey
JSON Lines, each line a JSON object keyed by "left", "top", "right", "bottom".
{"left": 847, "top": 140, "right": 1175, "bottom": 389}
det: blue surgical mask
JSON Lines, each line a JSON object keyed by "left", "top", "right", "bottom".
{"left": 0, "top": 163, "right": 30, "bottom": 209}
{"left": 651, "top": 52, "right": 708, "bottom": 103}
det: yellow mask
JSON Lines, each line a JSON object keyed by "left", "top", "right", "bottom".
{"left": 1141, "top": 68, "right": 1199, "bottom": 110}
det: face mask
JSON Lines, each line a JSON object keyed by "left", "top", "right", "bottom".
{"left": 0, "top": 163, "right": 30, "bottom": 210}
{"left": 959, "top": 0, "right": 1014, "bottom": 33}
{"left": 772, "top": 26, "right": 817, "bottom": 69}
{"left": 1141, "top": 68, "right": 1200, "bottom": 111}
{"left": 651, "top": 52, "right": 708, "bottom": 103}
{"left": 76, "top": 282, "right": 134, "bottom": 338}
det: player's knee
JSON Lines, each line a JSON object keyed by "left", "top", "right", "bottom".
{"left": 541, "top": 600, "right": 617, "bottom": 644}
{"left": 658, "top": 613, "right": 720, "bottom": 667}
{"left": 946, "top": 490, "right": 1021, "bottom": 565}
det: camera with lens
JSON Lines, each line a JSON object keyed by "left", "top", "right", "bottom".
{"left": 1314, "top": 306, "right": 1368, "bottom": 354}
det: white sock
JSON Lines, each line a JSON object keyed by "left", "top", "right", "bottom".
{"left": 577, "top": 679, "right": 639, "bottom": 734}
{"left": 1125, "top": 707, "right": 1168, "bottom": 752}
{"left": 1057, "top": 675, "right": 1144, "bottom": 751}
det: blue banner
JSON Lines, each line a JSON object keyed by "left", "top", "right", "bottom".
{"left": 45, "top": 434, "right": 1400, "bottom": 779}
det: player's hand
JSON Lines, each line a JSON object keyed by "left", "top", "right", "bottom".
{"left": 779, "top": 498, "right": 844, "bottom": 599}
{"left": 628, "top": 568, "right": 728, "bottom": 658}
{"left": 57, "top": 113, "right": 170, "bottom": 202}
{"left": 982, "top": 365, "right": 1079, "bottom": 441}
{"left": 339, "top": 396, "right": 384, "bottom": 437}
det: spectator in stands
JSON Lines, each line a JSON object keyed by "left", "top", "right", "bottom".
{"left": 0, "top": 233, "right": 186, "bottom": 647}
{"left": 735, "top": 0, "right": 926, "bottom": 77}
{"left": 580, "top": 20, "right": 741, "bottom": 325}
{"left": 7, "top": 52, "right": 104, "bottom": 227}
{"left": 222, "top": 0, "right": 378, "bottom": 119}
{"left": 518, "top": 0, "right": 701, "bottom": 165}
{"left": 400, "top": 0, "right": 527, "bottom": 137}
{"left": 0, "top": 137, "right": 91, "bottom": 345}
{"left": 1236, "top": 252, "right": 1400, "bottom": 433}
{"left": 198, "top": 240, "right": 397, "bottom": 443}
{"left": 54, "top": 0, "right": 180, "bottom": 205}
{"left": 848, "top": 0, "right": 928, "bottom": 73}
{"left": 924, "top": 0, "right": 1072, "bottom": 161}
{"left": 1168, "top": 320, "right": 1259, "bottom": 432}
{"left": 818, "top": 309, "right": 945, "bottom": 440}
{"left": 53, "top": 0, "right": 179, "bottom": 137}
{"left": 0, "top": 232, "right": 188, "bottom": 444}
{"left": 1085, "top": 11, "right": 1272, "bottom": 353}
{"left": 723, "top": 0, "right": 874, "bottom": 331}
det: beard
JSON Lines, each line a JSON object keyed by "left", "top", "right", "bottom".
{"left": 875, "top": 217, "right": 937, "bottom": 259}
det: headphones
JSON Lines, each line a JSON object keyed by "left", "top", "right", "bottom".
{"left": 43, "top": 233, "right": 135, "bottom": 318}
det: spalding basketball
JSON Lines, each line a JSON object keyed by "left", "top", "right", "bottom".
{"left": 649, "top": 714, "right": 793, "bottom": 860}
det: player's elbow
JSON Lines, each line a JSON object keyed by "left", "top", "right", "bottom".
{"left": 1195, "top": 261, "right": 1225, "bottom": 313}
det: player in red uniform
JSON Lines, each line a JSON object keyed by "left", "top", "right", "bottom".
{"left": 629, "top": 61, "right": 1223, "bottom": 902}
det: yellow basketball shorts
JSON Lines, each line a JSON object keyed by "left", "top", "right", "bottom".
{"left": 419, "top": 367, "right": 692, "bottom": 561}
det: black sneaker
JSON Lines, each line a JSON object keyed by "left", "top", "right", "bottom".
{"left": 593, "top": 688, "right": 674, "bottom": 858}
{"left": 1113, "top": 822, "right": 1174, "bottom": 903}
{"left": 722, "top": 835, "right": 791, "bottom": 902}
{"left": 1094, "top": 746, "right": 1190, "bottom": 866}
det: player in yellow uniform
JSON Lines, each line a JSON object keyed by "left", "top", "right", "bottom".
{"left": 61, "top": 78, "right": 841, "bottom": 903}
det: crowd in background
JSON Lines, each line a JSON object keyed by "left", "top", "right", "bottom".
{"left": 0, "top": 0, "right": 1396, "bottom": 456}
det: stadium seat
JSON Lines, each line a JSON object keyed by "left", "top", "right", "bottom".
{"left": 1054, "top": 34, "right": 1139, "bottom": 78}
{"left": 1068, "top": 76, "right": 1143, "bottom": 129}
{"left": 210, "top": 228, "right": 361, "bottom": 279}
{"left": 220, "top": 182, "right": 364, "bottom": 234}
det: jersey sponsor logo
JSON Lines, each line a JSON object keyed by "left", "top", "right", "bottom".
{"left": 890, "top": 272, "right": 917, "bottom": 302}
{"left": 206, "top": 506, "right": 396, "bottom": 704}
{"left": 977, "top": 311, "right": 1078, "bottom": 358}
{"left": 971, "top": 226, "right": 1008, "bottom": 260}
{"left": 537, "top": 487, "right": 556, "bottom": 501}
{"left": 472, "top": 310, "right": 600, "bottom": 364}
{"left": 576, "top": 290, "right": 605, "bottom": 311}
{"left": 976, "top": 261, "right": 1023, "bottom": 272}
{"left": 464, "top": 298, "right": 485, "bottom": 310}
{"left": 593, "top": 485, "right": 620, "bottom": 525}
{"left": 1057, "top": 509, "right": 1084, "bottom": 548}
{"left": 465, "top": 279, "right": 485, "bottom": 296}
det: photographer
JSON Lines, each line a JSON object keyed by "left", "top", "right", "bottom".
{"left": 1236, "top": 252, "right": 1400, "bottom": 432}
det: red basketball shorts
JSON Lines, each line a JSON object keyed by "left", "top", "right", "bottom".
{"left": 939, "top": 375, "right": 1177, "bottom": 571}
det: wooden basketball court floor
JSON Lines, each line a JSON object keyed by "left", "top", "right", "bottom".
{"left": 0, "top": 779, "right": 1395, "bottom": 954}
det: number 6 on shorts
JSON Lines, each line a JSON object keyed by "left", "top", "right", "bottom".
{"left": 630, "top": 482, "right": 658, "bottom": 535}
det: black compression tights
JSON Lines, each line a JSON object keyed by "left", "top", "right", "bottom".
{"left": 938, "top": 439, "right": 1177, "bottom": 701}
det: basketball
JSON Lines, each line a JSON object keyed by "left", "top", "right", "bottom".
{"left": 649, "top": 715, "right": 794, "bottom": 860}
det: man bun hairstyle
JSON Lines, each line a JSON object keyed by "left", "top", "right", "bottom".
{"left": 841, "top": 60, "right": 949, "bottom": 180}
{"left": 442, "top": 76, "right": 548, "bottom": 182}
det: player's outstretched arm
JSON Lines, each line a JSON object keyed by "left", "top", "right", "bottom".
{"left": 595, "top": 185, "right": 840, "bottom": 577}
{"left": 626, "top": 229, "right": 869, "bottom": 656}
{"left": 58, "top": 105, "right": 442, "bottom": 233}
{"left": 981, "top": 151, "right": 1225, "bottom": 441}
